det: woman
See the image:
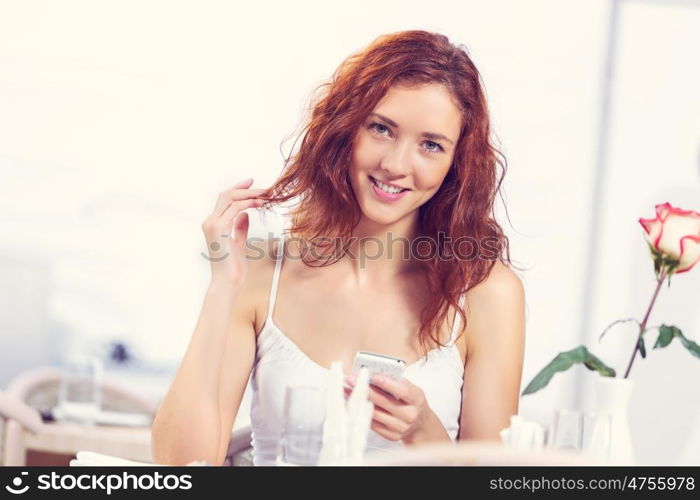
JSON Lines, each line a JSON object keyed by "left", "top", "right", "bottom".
{"left": 152, "top": 30, "right": 525, "bottom": 466}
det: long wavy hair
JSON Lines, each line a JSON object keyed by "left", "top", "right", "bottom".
{"left": 259, "top": 30, "right": 513, "bottom": 359}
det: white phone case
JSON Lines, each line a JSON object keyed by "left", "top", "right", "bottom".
{"left": 351, "top": 351, "right": 406, "bottom": 380}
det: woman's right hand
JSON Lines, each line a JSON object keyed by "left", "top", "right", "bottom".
{"left": 201, "top": 178, "right": 267, "bottom": 289}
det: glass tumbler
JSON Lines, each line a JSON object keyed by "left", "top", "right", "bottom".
{"left": 57, "top": 356, "right": 103, "bottom": 425}
{"left": 275, "top": 385, "right": 327, "bottom": 466}
{"left": 581, "top": 411, "right": 612, "bottom": 460}
{"left": 550, "top": 409, "right": 583, "bottom": 450}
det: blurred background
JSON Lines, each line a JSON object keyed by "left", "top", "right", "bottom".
{"left": 0, "top": 0, "right": 698, "bottom": 465}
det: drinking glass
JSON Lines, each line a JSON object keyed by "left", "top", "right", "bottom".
{"left": 581, "top": 411, "right": 612, "bottom": 460}
{"left": 275, "top": 385, "right": 326, "bottom": 466}
{"left": 57, "top": 356, "right": 103, "bottom": 425}
{"left": 550, "top": 409, "right": 582, "bottom": 450}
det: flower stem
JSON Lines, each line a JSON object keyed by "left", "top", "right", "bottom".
{"left": 623, "top": 269, "right": 667, "bottom": 378}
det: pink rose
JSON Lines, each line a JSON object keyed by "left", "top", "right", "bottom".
{"left": 639, "top": 202, "right": 700, "bottom": 274}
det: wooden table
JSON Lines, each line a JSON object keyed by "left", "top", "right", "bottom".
{"left": 21, "top": 421, "right": 153, "bottom": 465}
{"left": 2, "top": 365, "right": 254, "bottom": 466}
{"left": 363, "top": 440, "right": 615, "bottom": 466}
{"left": 14, "top": 417, "right": 252, "bottom": 466}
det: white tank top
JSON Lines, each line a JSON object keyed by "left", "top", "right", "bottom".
{"left": 248, "top": 236, "right": 466, "bottom": 465}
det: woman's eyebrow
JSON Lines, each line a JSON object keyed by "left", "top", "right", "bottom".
{"left": 369, "top": 112, "right": 454, "bottom": 145}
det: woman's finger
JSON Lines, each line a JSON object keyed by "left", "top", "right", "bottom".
{"left": 231, "top": 211, "right": 250, "bottom": 253}
{"left": 211, "top": 178, "right": 253, "bottom": 212}
{"left": 219, "top": 198, "right": 264, "bottom": 233}
{"left": 214, "top": 188, "right": 267, "bottom": 216}
{"left": 232, "top": 177, "right": 254, "bottom": 188}
{"left": 369, "top": 375, "right": 414, "bottom": 403}
{"left": 202, "top": 198, "right": 262, "bottom": 242}
{"left": 370, "top": 420, "right": 401, "bottom": 442}
{"left": 371, "top": 407, "right": 406, "bottom": 432}
{"left": 365, "top": 384, "right": 402, "bottom": 413}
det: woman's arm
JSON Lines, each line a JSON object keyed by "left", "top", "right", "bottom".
{"left": 458, "top": 261, "right": 526, "bottom": 441}
{"left": 150, "top": 238, "right": 270, "bottom": 466}
{"left": 151, "top": 180, "right": 265, "bottom": 465}
{"left": 150, "top": 282, "right": 257, "bottom": 466}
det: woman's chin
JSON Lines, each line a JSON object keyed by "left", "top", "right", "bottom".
{"left": 350, "top": 186, "right": 414, "bottom": 227}
{"left": 358, "top": 205, "right": 405, "bottom": 227}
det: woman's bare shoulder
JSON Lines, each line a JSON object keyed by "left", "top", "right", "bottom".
{"left": 241, "top": 237, "right": 283, "bottom": 332}
{"left": 467, "top": 260, "right": 524, "bottom": 303}
{"left": 462, "top": 260, "right": 525, "bottom": 354}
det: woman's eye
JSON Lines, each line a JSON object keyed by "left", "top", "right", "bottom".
{"left": 424, "top": 140, "right": 444, "bottom": 153}
{"left": 369, "top": 122, "right": 390, "bottom": 136}
{"left": 368, "top": 122, "right": 444, "bottom": 153}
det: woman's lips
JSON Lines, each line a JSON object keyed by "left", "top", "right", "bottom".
{"left": 369, "top": 176, "right": 410, "bottom": 202}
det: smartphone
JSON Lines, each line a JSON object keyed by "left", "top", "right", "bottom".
{"left": 351, "top": 351, "right": 406, "bottom": 380}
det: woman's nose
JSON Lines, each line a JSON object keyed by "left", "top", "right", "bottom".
{"left": 379, "top": 141, "right": 412, "bottom": 176}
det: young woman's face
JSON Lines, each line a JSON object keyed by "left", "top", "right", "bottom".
{"left": 349, "top": 83, "right": 462, "bottom": 226}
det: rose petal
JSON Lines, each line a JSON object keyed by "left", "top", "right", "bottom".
{"left": 677, "top": 235, "right": 700, "bottom": 273}
{"left": 656, "top": 211, "right": 700, "bottom": 260}
{"left": 663, "top": 203, "right": 700, "bottom": 219}
{"left": 655, "top": 202, "right": 674, "bottom": 221}
{"left": 639, "top": 217, "right": 663, "bottom": 248}
{"left": 654, "top": 203, "right": 700, "bottom": 222}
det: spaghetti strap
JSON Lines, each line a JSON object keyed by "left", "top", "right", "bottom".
{"left": 447, "top": 293, "right": 466, "bottom": 347}
{"left": 265, "top": 236, "right": 285, "bottom": 323}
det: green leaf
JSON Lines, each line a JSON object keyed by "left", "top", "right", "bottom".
{"left": 582, "top": 349, "right": 617, "bottom": 377}
{"left": 648, "top": 242, "right": 662, "bottom": 259}
{"left": 598, "top": 318, "right": 640, "bottom": 343}
{"left": 654, "top": 325, "right": 675, "bottom": 348}
{"left": 648, "top": 243, "right": 663, "bottom": 277}
{"left": 638, "top": 337, "right": 646, "bottom": 358}
{"left": 679, "top": 333, "right": 700, "bottom": 359}
{"left": 521, "top": 346, "right": 616, "bottom": 396}
{"left": 653, "top": 325, "right": 700, "bottom": 359}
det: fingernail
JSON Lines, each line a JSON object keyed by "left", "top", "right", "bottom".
{"left": 345, "top": 374, "right": 356, "bottom": 385}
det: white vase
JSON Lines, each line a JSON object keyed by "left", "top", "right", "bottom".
{"left": 594, "top": 377, "right": 635, "bottom": 465}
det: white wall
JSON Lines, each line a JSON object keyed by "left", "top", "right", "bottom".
{"left": 579, "top": 0, "right": 700, "bottom": 465}
{"left": 2, "top": 0, "right": 696, "bottom": 463}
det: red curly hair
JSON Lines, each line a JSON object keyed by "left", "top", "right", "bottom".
{"left": 259, "top": 30, "right": 512, "bottom": 358}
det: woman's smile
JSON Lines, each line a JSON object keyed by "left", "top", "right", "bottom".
{"left": 369, "top": 175, "right": 411, "bottom": 202}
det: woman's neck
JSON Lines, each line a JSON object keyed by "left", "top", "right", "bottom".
{"left": 343, "top": 212, "right": 423, "bottom": 285}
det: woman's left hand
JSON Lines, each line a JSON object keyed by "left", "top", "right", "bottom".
{"left": 345, "top": 374, "right": 434, "bottom": 443}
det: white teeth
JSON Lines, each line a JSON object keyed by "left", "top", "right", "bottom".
{"left": 371, "top": 177, "right": 404, "bottom": 194}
